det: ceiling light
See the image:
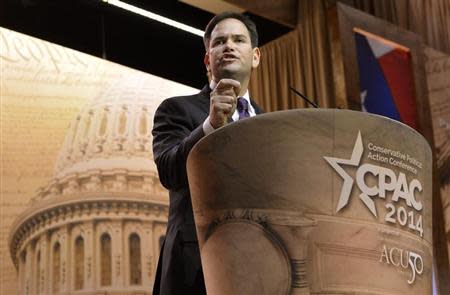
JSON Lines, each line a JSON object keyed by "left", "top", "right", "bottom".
{"left": 102, "top": 0, "right": 204, "bottom": 37}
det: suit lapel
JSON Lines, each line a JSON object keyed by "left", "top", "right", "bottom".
{"left": 250, "top": 99, "right": 264, "bottom": 114}
{"left": 198, "top": 85, "right": 211, "bottom": 102}
{"left": 196, "top": 85, "right": 211, "bottom": 116}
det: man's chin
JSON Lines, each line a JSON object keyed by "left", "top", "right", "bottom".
{"left": 217, "top": 67, "right": 244, "bottom": 80}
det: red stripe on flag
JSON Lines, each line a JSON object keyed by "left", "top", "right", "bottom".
{"left": 378, "top": 49, "right": 418, "bottom": 129}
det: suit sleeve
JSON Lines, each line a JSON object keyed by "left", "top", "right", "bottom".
{"left": 152, "top": 98, "right": 205, "bottom": 191}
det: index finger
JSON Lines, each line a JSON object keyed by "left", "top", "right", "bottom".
{"left": 215, "top": 79, "right": 241, "bottom": 96}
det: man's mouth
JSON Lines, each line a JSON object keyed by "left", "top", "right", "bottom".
{"left": 222, "top": 54, "right": 238, "bottom": 62}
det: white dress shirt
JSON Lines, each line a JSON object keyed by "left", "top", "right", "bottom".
{"left": 203, "top": 80, "right": 256, "bottom": 135}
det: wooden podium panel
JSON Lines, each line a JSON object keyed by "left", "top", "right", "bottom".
{"left": 188, "top": 109, "right": 432, "bottom": 294}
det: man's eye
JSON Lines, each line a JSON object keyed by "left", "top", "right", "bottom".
{"left": 213, "top": 40, "right": 224, "bottom": 46}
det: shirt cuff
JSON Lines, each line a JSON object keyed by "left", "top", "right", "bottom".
{"left": 202, "top": 116, "right": 216, "bottom": 136}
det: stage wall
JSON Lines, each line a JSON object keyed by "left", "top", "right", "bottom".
{"left": 425, "top": 46, "right": 450, "bottom": 265}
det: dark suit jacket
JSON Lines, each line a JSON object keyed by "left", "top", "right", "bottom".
{"left": 152, "top": 85, "right": 263, "bottom": 295}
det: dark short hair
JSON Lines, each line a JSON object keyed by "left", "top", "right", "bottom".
{"left": 203, "top": 12, "right": 259, "bottom": 49}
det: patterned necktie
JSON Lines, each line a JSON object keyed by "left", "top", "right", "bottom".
{"left": 237, "top": 97, "right": 250, "bottom": 120}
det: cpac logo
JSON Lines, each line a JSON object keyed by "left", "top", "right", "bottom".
{"left": 324, "top": 132, "right": 423, "bottom": 218}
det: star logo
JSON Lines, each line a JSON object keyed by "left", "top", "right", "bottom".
{"left": 323, "top": 131, "right": 378, "bottom": 217}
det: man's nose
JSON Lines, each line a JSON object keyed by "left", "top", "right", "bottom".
{"left": 223, "top": 39, "right": 236, "bottom": 50}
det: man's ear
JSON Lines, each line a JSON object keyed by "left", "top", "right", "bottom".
{"left": 204, "top": 52, "right": 210, "bottom": 72}
{"left": 252, "top": 47, "right": 261, "bottom": 68}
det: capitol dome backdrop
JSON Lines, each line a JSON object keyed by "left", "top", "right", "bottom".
{"left": 2, "top": 28, "right": 198, "bottom": 294}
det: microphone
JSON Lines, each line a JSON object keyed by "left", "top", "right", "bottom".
{"left": 289, "top": 86, "right": 319, "bottom": 108}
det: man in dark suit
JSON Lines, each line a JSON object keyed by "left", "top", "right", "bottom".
{"left": 151, "top": 12, "right": 262, "bottom": 295}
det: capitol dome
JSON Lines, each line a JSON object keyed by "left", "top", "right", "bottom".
{"left": 9, "top": 73, "right": 171, "bottom": 295}
{"left": 54, "top": 74, "right": 160, "bottom": 180}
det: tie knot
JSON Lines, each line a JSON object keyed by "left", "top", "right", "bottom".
{"left": 237, "top": 97, "right": 249, "bottom": 112}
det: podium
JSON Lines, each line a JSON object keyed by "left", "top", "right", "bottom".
{"left": 187, "top": 109, "right": 432, "bottom": 295}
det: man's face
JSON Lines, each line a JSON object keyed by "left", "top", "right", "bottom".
{"left": 204, "top": 18, "right": 260, "bottom": 82}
